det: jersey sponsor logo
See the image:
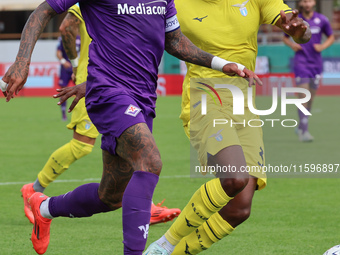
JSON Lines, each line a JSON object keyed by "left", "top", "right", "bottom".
{"left": 138, "top": 224, "right": 149, "bottom": 239}
{"left": 117, "top": 0, "right": 167, "bottom": 15}
{"left": 232, "top": 0, "right": 250, "bottom": 17}
{"left": 311, "top": 26, "right": 321, "bottom": 34}
{"left": 314, "top": 17, "right": 321, "bottom": 24}
{"left": 125, "top": 104, "right": 142, "bottom": 117}
{"left": 208, "top": 129, "right": 223, "bottom": 142}
{"left": 193, "top": 15, "right": 208, "bottom": 22}
{"left": 85, "top": 120, "right": 92, "bottom": 130}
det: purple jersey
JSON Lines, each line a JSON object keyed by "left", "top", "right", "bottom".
{"left": 47, "top": 0, "right": 178, "bottom": 111}
{"left": 286, "top": 12, "right": 333, "bottom": 75}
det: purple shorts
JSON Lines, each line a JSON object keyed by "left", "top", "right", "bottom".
{"left": 86, "top": 93, "right": 155, "bottom": 155}
{"left": 59, "top": 66, "right": 73, "bottom": 87}
{"left": 294, "top": 66, "right": 321, "bottom": 89}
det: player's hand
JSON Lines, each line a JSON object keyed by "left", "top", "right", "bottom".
{"left": 71, "top": 73, "right": 76, "bottom": 83}
{"left": 222, "top": 63, "right": 262, "bottom": 87}
{"left": 63, "top": 61, "right": 72, "bottom": 69}
{"left": 292, "top": 43, "right": 303, "bottom": 52}
{"left": 53, "top": 82, "right": 86, "bottom": 112}
{"left": 280, "top": 10, "right": 308, "bottom": 42}
{"left": 72, "top": 67, "right": 78, "bottom": 83}
{"left": 1, "top": 60, "right": 30, "bottom": 102}
{"left": 313, "top": 44, "right": 323, "bottom": 52}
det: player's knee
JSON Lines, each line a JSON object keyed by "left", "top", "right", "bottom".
{"left": 70, "top": 138, "right": 94, "bottom": 160}
{"left": 143, "top": 153, "right": 162, "bottom": 176}
{"left": 226, "top": 207, "right": 251, "bottom": 227}
{"left": 99, "top": 195, "right": 122, "bottom": 211}
{"left": 220, "top": 177, "right": 249, "bottom": 197}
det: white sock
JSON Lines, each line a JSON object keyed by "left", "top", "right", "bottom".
{"left": 156, "top": 235, "right": 175, "bottom": 253}
{"left": 40, "top": 198, "right": 54, "bottom": 219}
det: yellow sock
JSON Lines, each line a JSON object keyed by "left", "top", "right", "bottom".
{"left": 172, "top": 212, "right": 234, "bottom": 254}
{"left": 37, "top": 139, "right": 93, "bottom": 187}
{"left": 165, "top": 178, "right": 233, "bottom": 245}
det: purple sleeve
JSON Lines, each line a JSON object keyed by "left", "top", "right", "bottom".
{"left": 322, "top": 16, "right": 333, "bottom": 37}
{"left": 57, "top": 37, "right": 63, "bottom": 51}
{"left": 284, "top": 33, "right": 289, "bottom": 38}
{"left": 46, "top": 0, "right": 80, "bottom": 14}
{"left": 166, "top": 0, "right": 177, "bottom": 19}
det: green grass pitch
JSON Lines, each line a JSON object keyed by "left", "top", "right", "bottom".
{"left": 0, "top": 95, "right": 339, "bottom": 254}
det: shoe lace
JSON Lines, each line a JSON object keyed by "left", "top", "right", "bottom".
{"left": 155, "top": 199, "right": 168, "bottom": 209}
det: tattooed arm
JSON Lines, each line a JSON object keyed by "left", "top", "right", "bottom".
{"left": 165, "top": 28, "right": 262, "bottom": 86}
{"left": 165, "top": 28, "right": 214, "bottom": 69}
{"left": 60, "top": 13, "right": 79, "bottom": 60}
{"left": 60, "top": 12, "right": 80, "bottom": 82}
{"left": 2, "top": 1, "right": 57, "bottom": 101}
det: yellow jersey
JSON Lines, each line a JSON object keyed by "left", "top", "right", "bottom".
{"left": 176, "top": 0, "right": 291, "bottom": 125}
{"left": 68, "top": 4, "right": 91, "bottom": 85}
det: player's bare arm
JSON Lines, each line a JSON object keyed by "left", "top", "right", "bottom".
{"left": 56, "top": 49, "right": 71, "bottom": 69}
{"left": 314, "top": 34, "right": 335, "bottom": 52}
{"left": 60, "top": 13, "right": 79, "bottom": 60}
{"left": 277, "top": 9, "right": 311, "bottom": 44}
{"left": 165, "top": 28, "right": 262, "bottom": 86}
{"left": 60, "top": 13, "right": 80, "bottom": 80}
{"left": 2, "top": 1, "right": 56, "bottom": 101}
{"left": 282, "top": 35, "right": 303, "bottom": 52}
{"left": 54, "top": 82, "right": 86, "bottom": 112}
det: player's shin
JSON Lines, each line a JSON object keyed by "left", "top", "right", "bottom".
{"left": 297, "top": 108, "right": 310, "bottom": 133}
{"left": 122, "top": 171, "right": 159, "bottom": 254}
{"left": 47, "top": 183, "right": 111, "bottom": 218}
{"left": 172, "top": 212, "right": 234, "bottom": 254}
{"left": 37, "top": 139, "right": 93, "bottom": 190}
{"left": 165, "top": 178, "right": 233, "bottom": 246}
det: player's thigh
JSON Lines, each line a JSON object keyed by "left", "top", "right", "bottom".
{"left": 115, "top": 122, "right": 162, "bottom": 175}
{"left": 296, "top": 82, "right": 309, "bottom": 98}
{"left": 86, "top": 93, "right": 161, "bottom": 174}
{"left": 237, "top": 118, "right": 266, "bottom": 190}
{"left": 208, "top": 145, "right": 248, "bottom": 179}
{"left": 190, "top": 105, "right": 242, "bottom": 167}
{"left": 309, "top": 87, "right": 317, "bottom": 102}
{"left": 98, "top": 150, "right": 134, "bottom": 209}
{"left": 67, "top": 97, "right": 99, "bottom": 140}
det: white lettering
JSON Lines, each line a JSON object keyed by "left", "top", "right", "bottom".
{"left": 118, "top": 3, "right": 129, "bottom": 14}
{"left": 129, "top": 6, "right": 135, "bottom": 14}
{"left": 200, "top": 85, "right": 311, "bottom": 116}
{"left": 213, "top": 119, "right": 228, "bottom": 127}
{"left": 117, "top": 3, "right": 166, "bottom": 15}
{"left": 281, "top": 88, "right": 311, "bottom": 116}
{"left": 248, "top": 119, "right": 264, "bottom": 127}
{"left": 281, "top": 119, "right": 298, "bottom": 127}
{"left": 248, "top": 87, "right": 278, "bottom": 115}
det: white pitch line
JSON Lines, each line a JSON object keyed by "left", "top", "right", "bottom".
{"left": 0, "top": 175, "right": 191, "bottom": 186}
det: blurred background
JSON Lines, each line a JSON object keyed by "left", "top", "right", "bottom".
{"left": 0, "top": 0, "right": 340, "bottom": 96}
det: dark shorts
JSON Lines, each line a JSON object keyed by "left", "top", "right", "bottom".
{"left": 86, "top": 93, "right": 155, "bottom": 155}
{"left": 59, "top": 67, "right": 73, "bottom": 87}
{"left": 294, "top": 66, "right": 321, "bottom": 89}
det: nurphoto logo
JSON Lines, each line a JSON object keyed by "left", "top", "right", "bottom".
{"left": 192, "top": 78, "right": 311, "bottom": 128}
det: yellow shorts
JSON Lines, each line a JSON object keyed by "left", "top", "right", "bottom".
{"left": 185, "top": 102, "right": 267, "bottom": 190}
{"left": 67, "top": 97, "right": 99, "bottom": 139}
